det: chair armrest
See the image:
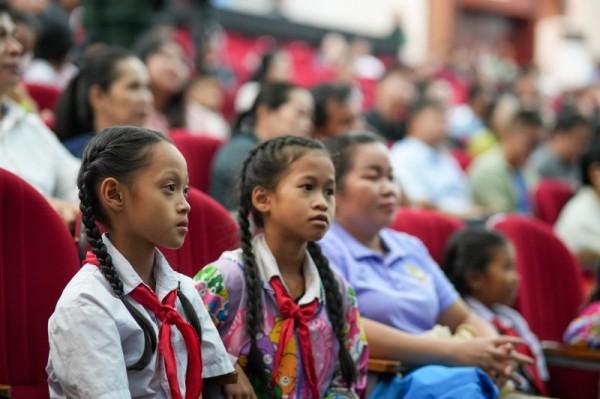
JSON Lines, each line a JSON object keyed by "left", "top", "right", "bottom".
{"left": 367, "top": 358, "right": 401, "bottom": 374}
{"left": 204, "top": 371, "right": 238, "bottom": 385}
{"left": 542, "top": 341, "right": 600, "bottom": 372}
{"left": 0, "top": 384, "right": 11, "bottom": 398}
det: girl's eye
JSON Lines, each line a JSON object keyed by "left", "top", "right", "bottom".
{"left": 301, "top": 184, "right": 313, "bottom": 191}
{"left": 165, "top": 184, "right": 176, "bottom": 192}
{"left": 326, "top": 188, "right": 335, "bottom": 196}
{"left": 183, "top": 187, "right": 190, "bottom": 197}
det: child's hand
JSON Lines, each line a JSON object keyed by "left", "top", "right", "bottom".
{"left": 223, "top": 363, "right": 257, "bottom": 399}
{"left": 451, "top": 336, "right": 533, "bottom": 387}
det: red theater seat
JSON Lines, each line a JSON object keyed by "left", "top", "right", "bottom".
{"left": 389, "top": 208, "right": 465, "bottom": 266}
{"left": 532, "top": 179, "right": 575, "bottom": 225}
{"left": 0, "top": 168, "right": 79, "bottom": 399}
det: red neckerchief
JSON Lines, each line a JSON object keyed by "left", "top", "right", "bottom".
{"left": 84, "top": 251, "right": 203, "bottom": 399}
{"left": 491, "top": 317, "right": 548, "bottom": 396}
{"left": 270, "top": 276, "right": 320, "bottom": 398}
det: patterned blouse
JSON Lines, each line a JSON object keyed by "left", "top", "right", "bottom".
{"left": 564, "top": 301, "right": 600, "bottom": 348}
{"left": 194, "top": 234, "right": 369, "bottom": 399}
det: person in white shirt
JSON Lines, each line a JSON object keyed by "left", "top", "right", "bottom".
{"left": 47, "top": 126, "right": 233, "bottom": 398}
{"left": 0, "top": 4, "right": 79, "bottom": 229}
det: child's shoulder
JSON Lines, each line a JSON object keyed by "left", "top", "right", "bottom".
{"left": 194, "top": 248, "right": 246, "bottom": 286}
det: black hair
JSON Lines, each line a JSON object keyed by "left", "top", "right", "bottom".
{"left": 233, "top": 81, "right": 300, "bottom": 132}
{"left": 55, "top": 45, "right": 134, "bottom": 141}
{"left": 236, "top": 135, "right": 356, "bottom": 392}
{"left": 589, "top": 264, "right": 600, "bottom": 303}
{"left": 77, "top": 126, "right": 201, "bottom": 370}
{"left": 509, "top": 108, "right": 543, "bottom": 130}
{"left": 34, "top": 14, "right": 72, "bottom": 64}
{"left": 324, "top": 131, "right": 385, "bottom": 191}
{"left": 580, "top": 139, "right": 600, "bottom": 186}
{"left": 310, "top": 83, "right": 352, "bottom": 128}
{"left": 443, "top": 228, "right": 508, "bottom": 296}
{"left": 407, "top": 97, "right": 444, "bottom": 126}
{"left": 468, "top": 84, "right": 484, "bottom": 103}
{"left": 552, "top": 107, "right": 589, "bottom": 136}
{"left": 250, "top": 48, "right": 282, "bottom": 83}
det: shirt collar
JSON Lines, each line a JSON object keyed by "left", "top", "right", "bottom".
{"left": 0, "top": 99, "right": 27, "bottom": 138}
{"left": 328, "top": 221, "right": 408, "bottom": 263}
{"left": 102, "top": 234, "right": 179, "bottom": 301}
{"left": 465, "top": 296, "right": 514, "bottom": 327}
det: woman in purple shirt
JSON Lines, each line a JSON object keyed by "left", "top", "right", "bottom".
{"left": 320, "top": 131, "right": 531, "bottom": 387}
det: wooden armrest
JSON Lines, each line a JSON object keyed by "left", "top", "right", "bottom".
{"left": 0, "top": 384, "right": 11, "bottom": 398}
{"left": 367, "top": 358, "right": 401, "bottom": 374}
{"left": 542, "top": 341, "right": 600, "bottom": 372}
{"left": 204, "top": 371, "right": 238, "bottom": 385}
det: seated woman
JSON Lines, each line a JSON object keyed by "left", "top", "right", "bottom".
{"left": 54, "top": 45, "right": 153, "bottom": 158}
{"left": 555, "top": 140, "right": 600, "bottom": 267}
{"left": 443, "top": 228, "right": 549, "bottom": 395}
{"left": 320, "top": 131, "right": 531, "bottom": 388}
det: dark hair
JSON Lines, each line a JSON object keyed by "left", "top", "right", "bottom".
{"left": 443, "top": 228, "right": 508, "bottom": 296}
{"left": 34, "top": 14, "right": 72, "bottom": 63}
{"left": 509, "top": 109, "right": 543, "bottom": 130}
{"left": 324, "top": 131, "right": 385, "bottom": 191}
{"left": 580, "top": 139, "right": 600, "bottom": 186}
{"left": 310, "top": 83, "right": 352, "bottom": 128}
{"left": 468, "top": 84, "right": 484, "bottom": 103}
{"left": 589, "top": 263, "right": 600, "bottom": 303}
{"left": 250, "top": 48, "right": 282, "bottom": 83}
{"left": 407, "top": 97, "right": 444, "bottom": 125}
{"left": 236, "top": 135, "right": 356, "bottom": 392}
{"left": 55, "top": 46, "right": 134, "bottom": 141}
{"left": 77, "top": 126, "right": 201, "bottom": 370}
{"left": 378, "top": 63, "right": 412, "bottom": 83}
{"left": 233, "top": 81, "right": 300, "bottom": 132}
{"left": 552, "top": 107, "right": 589, "bottom": 136}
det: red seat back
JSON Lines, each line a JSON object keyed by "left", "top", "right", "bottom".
{"left": 160, "top": 187, "right": 238, "bottom": 278}
{"left": 168, "top": 130, "right": 224, "bottom": 193}
{"left": 389, "top": 208, "right": 465, "bottom": 266}
{"left": 488, "top": 214, "right": 597, "bottom": 399}
{"left": 23, "top": 82, "right": 62, "bottom": 112}
{"left": 0, "top": 168, "right": 79, "bottom": 399}
{"left": 532, "top": 179, "right": 575, "bottom": 225}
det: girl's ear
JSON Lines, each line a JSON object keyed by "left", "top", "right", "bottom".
{"left": 465, "top": 270, "right": 484, "bottom": 292}
{"left": 251, "top": 185, "right": 271, "bottom": 214}
{"left": 88, "top": 84, "right": 106, "bottom": 111}
{"left": 99, "top": 177, "right": 124, "bottom": 214}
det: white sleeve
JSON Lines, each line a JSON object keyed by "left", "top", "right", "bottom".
{"left": 47, "top": 301, "right": 132, "bottom": 399}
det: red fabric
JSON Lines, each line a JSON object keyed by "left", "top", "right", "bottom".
{"left": 490, "top": 318, "right": 548, "bottom": 396}
{"left": 168, "top": 131, "right": 224, "bottom": 193}
{"left": 159, "top": 187, "right": 238, "bottom": 278}
{"left": 270, "top": 277, "right": 319, "bottom": 398}
{"left": 85, "top": 251, "right": 203, "bottom": 399}
{"left": 489, "top": 215, "right": 597, "bottom": 399}
{"left": 23, "top": 82, "right": 62, "bottom": 112}
{"left": 0, "top": 168, "right": 79, "bottom": 399}
{"left": 449, "top": 149, "right": 474, "bottom": 172}
{"left": 389, "top": 208, "right": 465, "bottom": 266}
{"left": 531, "top": 179, "right": 575, "bottom": 225}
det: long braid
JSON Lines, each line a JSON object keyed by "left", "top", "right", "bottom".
{"left": 308, "top": 241, "right": 357, "bottom": 389}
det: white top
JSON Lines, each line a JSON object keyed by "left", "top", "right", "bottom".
{"left": 47, "top": 236, "right": 234, "bottom": 399}
{"left": 0, "top": 99, "right": 79, "bottom": 201}
{"left": 465, "top": 297, "right": 549, "bottom": 383}
{"left": 555, "top": 186, "right": 600, "bottom": 255}
{"left": 22, "top": 59, "right": 79, "bottom": 90}
{"left": 234, "top": 81, "right": 260, "bottom": 114}
{"left": 390, "top": 137, "right": 473, "bottom": 215}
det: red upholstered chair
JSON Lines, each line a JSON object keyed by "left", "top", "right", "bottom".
{"left": 160, "top": 187, "right": 238, "bottom": 278}
{"left": 449, "top": 148, "right": 474, "bottom": 172}
{"left": 488, "top": 214, "right": 598, "bottom": 399}
{"left": 0, "top": 168, "right": 79, "bottom": 399}
{"left": 168, "top": 130, "right": 224, "bottom": 193}
{"left": 531, "top": 179, "right": 575, "bottom": 225}
{"left": 389, "top": 208, "right": 465, "bottom": 266}
{"left": 23, "top": 82, "right": 61, "bottom": 112}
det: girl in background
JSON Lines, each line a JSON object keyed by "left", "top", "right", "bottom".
{"left": 196, "top": 135, "right": 368, "bottom": 398}
{"left": 443, "top": 228, "right": 549, "bottom": 395}
{"left": 47, "top": 126, "right": 232, "bottom": 398}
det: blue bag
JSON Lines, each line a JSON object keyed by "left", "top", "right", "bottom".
{"left": 368, "top": 365, "right": 499, "bottom": 399}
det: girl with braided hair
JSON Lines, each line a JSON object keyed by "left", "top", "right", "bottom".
{"left": 47, "top": 126, "right": 233, "bottom": 398}
{"left": 195, "top": 135, "right": 368, "bottom": 398}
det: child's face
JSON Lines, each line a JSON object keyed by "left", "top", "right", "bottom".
{"left": 258, "top": 149, "right": 335, "bottom": 244}
{"left": 471, "top": 244, "right": 520, "bottom": 307}
{"left": 115, "top": 141, "right": 190, "bottom": 251}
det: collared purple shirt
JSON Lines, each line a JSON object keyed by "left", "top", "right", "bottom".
{"left": 320, "top": 222, "right": 459, "bottom": 334}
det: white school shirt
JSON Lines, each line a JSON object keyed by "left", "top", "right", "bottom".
{"left": 0, "top": 99, "right": 79, "bottom": 202}
{"left": 47, "top": 236, "right": 233, "bottom": 399}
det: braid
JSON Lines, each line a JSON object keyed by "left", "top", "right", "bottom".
{"left": 237, "top": 153, "right": 268, "bottom": 386}
{"left": 308, "top": 242, "right": 357, "bottom": 389}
